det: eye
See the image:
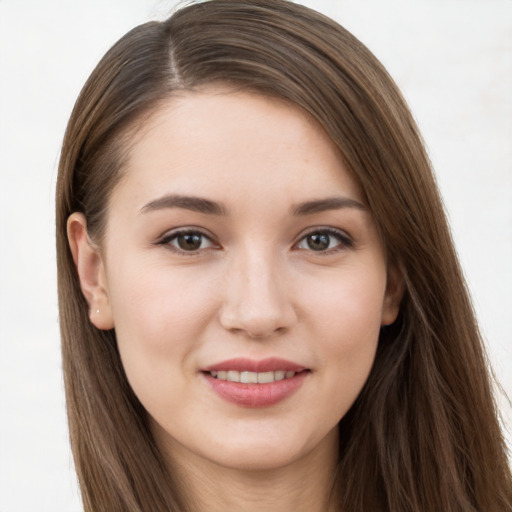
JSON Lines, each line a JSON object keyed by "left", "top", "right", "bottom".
{"left": 159, "top": 230, "right": 215, "bottom": 253}
{"left": 296, "top": 229, "right": 352, "bottom": 252}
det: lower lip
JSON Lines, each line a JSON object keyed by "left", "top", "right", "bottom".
{"left": 202, "top": 371, "right": 309, "bottom": 407}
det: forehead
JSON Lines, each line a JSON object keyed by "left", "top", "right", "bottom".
{"left": 114, "top": 88, "right": 364, "bottom": 210}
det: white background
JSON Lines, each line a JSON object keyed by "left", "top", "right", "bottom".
{"left": 0, "top": 1, "right": 510, "bottom": 510}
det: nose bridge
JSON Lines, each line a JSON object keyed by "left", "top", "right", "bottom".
{"left": 220, "top": 243, "right": 295, "bottom": 337}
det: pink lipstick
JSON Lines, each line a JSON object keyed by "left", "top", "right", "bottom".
{"left": 201, "top": 358, "right": 309, "bottom": 407}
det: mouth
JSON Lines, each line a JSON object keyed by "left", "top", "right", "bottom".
{"left": 201, "top": 358, "right": 310, "bottom": 407}
{"left": 201, "top": 357, "right": 308, "bottom": 380}
{"left": 207, "top": 370, "right": 300, "bottom": 383}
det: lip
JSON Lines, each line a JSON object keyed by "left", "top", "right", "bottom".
{"left": 202, "top": 357, "right": 306, "bottom": 373}
{"left": 201, "top": 358, "right": 310, "bottom": 407}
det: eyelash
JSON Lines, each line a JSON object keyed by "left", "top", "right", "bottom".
{"left": 156, "top": 228, "right": 218, "bottom": 255}
{"left": 295, "top": 227, "right": 353, "bottom": 254}
{"left": 156, "top": 227, "right": 353, "bottom": 255}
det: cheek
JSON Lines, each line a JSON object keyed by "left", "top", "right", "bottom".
{"left": 305, "top": 266, "right": 386, "bottom": 409}
{"left": 105, "top": 257, "right": 219, "bottom": 396}
{"left": 109, "top": 256, "right": 217, "bottom": 341}
{"left": 309, "top": 264, "right": 386, "bottom": 345}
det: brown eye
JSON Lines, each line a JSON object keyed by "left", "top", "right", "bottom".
{"left": 305, "top": 233, "right": 330, "bottom": 251}
{"left": 177, "top": 233, "right": 203, "bottom": 250}
{"left": 297, "top": 229, "right": 352, "bottom": 252}
{"left": 163, "top": 231, "right": 214, "bottom": 252}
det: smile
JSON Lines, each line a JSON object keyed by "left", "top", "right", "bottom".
{"left": 209, "top": 370, "right": 297, "bottom": 383}
{"left": 202, "top": 358, "right": 310, "bottom": 407}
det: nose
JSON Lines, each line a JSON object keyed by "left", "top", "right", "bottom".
{"left": 219, "top": 250, "right": 297, "bottom": 338}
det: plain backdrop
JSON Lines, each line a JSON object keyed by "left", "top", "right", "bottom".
{"left": 1, "top": 1, "right": 511, "bottom": 510}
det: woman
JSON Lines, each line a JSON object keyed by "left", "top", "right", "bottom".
{"left": 56, "top": 0, "right": 512, "bottom": 510}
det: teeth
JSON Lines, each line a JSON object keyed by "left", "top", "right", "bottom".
{"left": 257, "top": 371, "right": 274, "bottom": 384}
{"left": 227, "top": 370, "right": 240, "bottom": 381}
{"left": 274, "top": 370, "right": 285, "bottom": 381}
{"left": 240, "top": 371, "right": 258, "bottom": 383}
{"left": 209, "top": 370, "right": 297, "bottom": 383}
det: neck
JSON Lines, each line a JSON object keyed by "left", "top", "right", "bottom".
{"left": 162, "top": 429, "right": 340, "bottom": 512}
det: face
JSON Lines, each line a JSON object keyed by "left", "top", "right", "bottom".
{"left": 70, "top": 89, "right": 401, "bottom": 474}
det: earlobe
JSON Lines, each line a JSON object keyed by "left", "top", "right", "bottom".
{"left": 67, "top": 213, "right": 114, "bottom": 330}
{"left": 381, "top": 264, "right": 404, "bottom": 326}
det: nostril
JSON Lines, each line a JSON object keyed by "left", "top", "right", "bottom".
{"left": 218, "top": 282, "right": 297, "bottom": 337}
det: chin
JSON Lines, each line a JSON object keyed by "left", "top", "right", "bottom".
{"left": 210, "top": 440, "right": 308, "bottom": 472}
{"left": 179, "top": 419, "right": 339, "bottom": 474}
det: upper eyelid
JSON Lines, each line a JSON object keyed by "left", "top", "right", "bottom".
{"left": 155, "top": 225, "right": 352, "bottom": 247}
{"left": 157, "top": 226, "right": 216, "bottom": 243}
{"left": 293, "top": 227, "right": 354, "bottom": 251}
{"left": 156, "top": 228, "right": 219, "bottom": 256}
{"left": 295, "top": 226, "right": 352, "bottom": 241}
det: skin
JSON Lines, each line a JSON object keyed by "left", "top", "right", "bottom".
{"left": 68, "top": 88, "right": 402, "bottom": 512}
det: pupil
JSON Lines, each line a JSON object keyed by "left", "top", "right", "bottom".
{"left": 307, "top": 233, "right": 330, "bottom": 251}
{"left": 178, "top": 233, "right": 202, "bottom": 250}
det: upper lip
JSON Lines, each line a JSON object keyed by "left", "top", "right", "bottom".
{"left": 202, "top": 357, "right": 307, "bottom": 373}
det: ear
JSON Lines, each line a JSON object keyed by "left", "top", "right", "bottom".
{"left": 67, "top": 213, "right": 114, "bottom": 330}
{"left": 381, "top": 264, "right": 404, "bottom": 326}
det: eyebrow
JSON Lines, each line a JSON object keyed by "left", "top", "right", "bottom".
{"left": 291, "top": 196, "right": 366, "bottom": 215}
{"left": 140, "top": 194, "right": 366, "bottom": 216}
{"left": 140, "top": 194, "right": 228, "bottom": 215}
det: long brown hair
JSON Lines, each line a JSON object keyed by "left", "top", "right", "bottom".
{"left": 56, "top": 1, "right": 512, "bottom": 510}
